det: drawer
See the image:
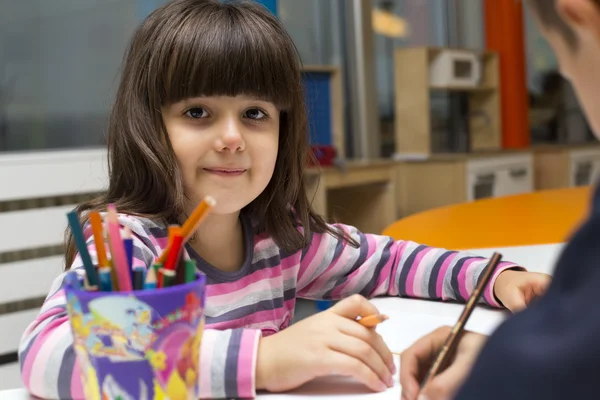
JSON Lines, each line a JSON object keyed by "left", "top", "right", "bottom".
{"left": 570, "top": 157, "right": 600, "bottom": 187}
{"left": 494, "top": 165, "right": 533, "bottom": 197}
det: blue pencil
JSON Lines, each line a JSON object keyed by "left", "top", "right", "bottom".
{"left": 64, "top": 272, "right": 81, "bottom": 290}
{"left": 144, "top": 266, "right": 157, "bottom": 290}
{"left": 123, "top": 237, "right": 134, "bottom": 286}
{"left": 98, "top": 267, "right": 114, "bottom": 292}
{"left": 67, "top": 211, "right": 98, "bottom": 287}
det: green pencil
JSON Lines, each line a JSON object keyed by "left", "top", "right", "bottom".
{"left": 162, "top": 269, "right": 176, "bottom": 288}
{"left": 185, "top": 259, "right": 196, "bottom": 283}
{"left": 67, "top": 211, "right": 98, "bottom": 288}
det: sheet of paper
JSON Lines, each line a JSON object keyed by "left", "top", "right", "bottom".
{"left": 467, "top": 243, "right": 563, "bottom": 275}
{"left": 377, "top": 304, "right": 505, "bottom": 352}
{"left": 258, "top": 306, "right": 506, "bottom": 399}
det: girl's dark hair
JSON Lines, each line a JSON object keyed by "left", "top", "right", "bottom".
{"left": 526, "top": 0, "right": 600, "bottom": 49}
{"left": 65, "top": 0, "right": 356, "bottom": 267}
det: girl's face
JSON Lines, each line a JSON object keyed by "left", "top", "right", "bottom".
{"left": 162, "top": 95, "right": 279, "bottom": 215}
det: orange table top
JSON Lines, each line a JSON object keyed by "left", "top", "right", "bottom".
{"left": 382, "top": 186, "right": 594, "bottom": 249}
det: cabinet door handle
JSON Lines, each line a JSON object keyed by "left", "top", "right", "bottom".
{"left": 476, "top": 173, "right": 495, "bottom": 182}
{"left": 509, "top": 168, "right": 527, "bottom": 178}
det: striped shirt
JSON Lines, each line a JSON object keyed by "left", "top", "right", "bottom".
{"left": 19, "top": 213, "right": 518, "bottom": 399}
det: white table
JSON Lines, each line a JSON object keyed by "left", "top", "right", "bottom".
{"left": 0, "top": 244, "right": 562, "bottom": 400}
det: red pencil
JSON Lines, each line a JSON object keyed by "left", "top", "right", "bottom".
{"left": 163, "top": 227, "right": 184, "bottom": 273}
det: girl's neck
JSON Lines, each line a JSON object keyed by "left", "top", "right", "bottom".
{"left": 187, "top": 211, "right": 245, "bottom": 273}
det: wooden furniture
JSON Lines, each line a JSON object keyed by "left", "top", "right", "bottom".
{"left": 396, "top": 151, "right": 534, "bottom": 217}
{"left": 394, "top": 47, "right": 501, "bottom": 157}
{"left": 383, "top": 186, "right": 592, "bottom": 250}
{"left": 534, "top": 144, "right": 600, "bottom": 190}
{"left": 305, "top": 160, "right": 396, "bottom": 234}
{"left": 301, "top": 65, "right": 345, "bottom": 159}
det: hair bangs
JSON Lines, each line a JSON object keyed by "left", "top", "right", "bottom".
{"left": 157, "top": 1, "right": 299, "bottom": 110}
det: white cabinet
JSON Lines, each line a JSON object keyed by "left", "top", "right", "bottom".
{"left": 570, "top": 148, "right": 600, "bottom": 187}
{"left": 467, "top": 154, "right": 534, "bottom": 201}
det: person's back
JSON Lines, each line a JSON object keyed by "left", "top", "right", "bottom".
{"left": 457, "top": 1, "right": 600, "bottom": 396}
{"left": 455, "top": 185, "right": 600, "bottom": 399}
{"left": 398, "top": 1, "right": 600, "bottom": 399}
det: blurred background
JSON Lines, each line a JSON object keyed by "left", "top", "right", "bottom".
{"left": 0, "top": 0, "right": 595, "bottom": 390}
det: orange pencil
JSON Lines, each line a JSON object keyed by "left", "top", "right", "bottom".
{"left": 358, "top": 314, "right": 389, "bottom": 328}
{"left": 89, "top": 211, "right": 119, "bottom": 290}
{"left": 89, "top": 211, "right": 109, "bottom": 268}
{"left": 157, "top": 195, "right": 216, "bottom": 263}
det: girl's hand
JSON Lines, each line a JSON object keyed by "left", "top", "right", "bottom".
{"left": 255, "top": 294, "right": 395, "bottom": 393}
{"left": 493, "top": 269, "right": 551, "bottom": 312}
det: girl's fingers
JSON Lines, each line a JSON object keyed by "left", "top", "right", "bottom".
{"left": 338, "top": 317, "right": 395, "bottom": 374}
{"left": 328, "top": 331, "right": 394, "bottom": 388}
{"left": 325, "top": 350, "right": 389, "bottom": 392}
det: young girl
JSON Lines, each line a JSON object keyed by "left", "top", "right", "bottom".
{"left": 19, "top": 0, "right": 550, "bottom": 399}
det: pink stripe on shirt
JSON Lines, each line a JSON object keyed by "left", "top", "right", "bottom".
{"left": 21, "top": 314, "right": 69, "bottom": 387}
{"left": 237, "top": 330, "right": 260, "bottom": 398}
{"left": 198, "top": 330, "right": 217, "bottom": 399}
{"left": 405, "top": 247, "right": 434, "bottom": 297}
{"left": 436, "top": 253, "right": 458, "bottom": 300}
{"left": 457, "top": 258, "right": 481, "bottom": 300}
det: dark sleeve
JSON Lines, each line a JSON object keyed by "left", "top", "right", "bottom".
{"left": 455, "top": 211, "right": 600, "bottom": 400}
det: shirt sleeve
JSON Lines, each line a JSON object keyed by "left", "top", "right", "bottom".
{"left": 197, "top": 328, "right": 261, "bottom": 399}
{"left": 296, "top": 223, "right": 521, "bottom": 307}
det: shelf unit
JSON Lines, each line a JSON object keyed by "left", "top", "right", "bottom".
{"left": 394, "top": 47, "right": 501, "bottom": 157}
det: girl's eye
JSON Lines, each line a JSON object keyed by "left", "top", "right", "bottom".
{"left": 185, "top": 107, "right": 208, "bottom": 119}
{"left": 244, "top": 108, "right": 267, "bottom": 120}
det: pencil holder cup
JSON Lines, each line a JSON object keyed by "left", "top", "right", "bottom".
{"left": 64, "top": 272, "right": 206, "bottom": 400}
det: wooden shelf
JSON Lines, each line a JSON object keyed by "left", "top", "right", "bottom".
{"left": 394, "top": 47, "right": 502, "bottom": 157}
{"left": 429, "top": 84, "right": 496, "bottom": 92}
{"left": 305, "top": 161, "right": 397, "bottom": 234}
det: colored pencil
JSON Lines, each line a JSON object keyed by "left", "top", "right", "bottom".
{"left": 83, "top": 274, "right": 98, "bottom": 292}
{"left": 184, "top": 259, "right": 196, "bottom": 283}
{"left": 67, "top": 211, "right": 98, "bottom": 288}
{"left": 162, "top": 269, "right": 176, "bottom": 288}
{"left": 358, "top": 314, "right": 389, "bottom": 328}
{"left": 157, "top": 196, "right": 216, "bottom": 263}
{"left": 65, "top": 272, "right": 81, "bottom": 290}
{"left": 98, "top": 267, "right": 114, "bottom": 292}
{"left": 89, "top": 212, "right": 109, "bottom": 267}
{"left": 144, "top": 266, "right": 157, "bottom": 290}
{"left": 106, "top": 204, "right": 133, "bottom": 291}
{"left": 163, "top": 227, "right": 184, "bottom": 272}
{"left": 420, "top": 252, "right": 503, "bottom": 388}
{"left": 123, "top": 227, "right": 134, "bottom": 286}
{"left": 133, "top": 266, "right": 146, "bottom": 291}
